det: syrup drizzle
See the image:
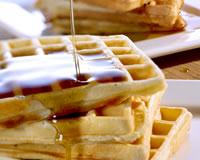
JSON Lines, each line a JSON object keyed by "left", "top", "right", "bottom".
{"left": 52, "top": 117, "right": 72, "bottom": 160}
{"left": 70, "top": 0, "right": 81, "bottom": 80}
{"left": 62, "top": 1, "right": 78, "bottom": 159}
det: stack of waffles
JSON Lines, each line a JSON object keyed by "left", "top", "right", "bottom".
{"left": 36, "top": 0, "right": 186, "bottom": 34}
{"left": 0, "top": 35, "right": 191, "bottom": 160}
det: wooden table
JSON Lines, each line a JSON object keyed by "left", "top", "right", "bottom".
{"left": 153, "top": 48, "right": 200, "bottom": 80}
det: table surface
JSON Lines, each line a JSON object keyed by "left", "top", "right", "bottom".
{"left": 153, "top": 48, "right": 200, "bottom": 80}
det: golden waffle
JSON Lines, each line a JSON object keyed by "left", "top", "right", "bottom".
{"left": 0, "top": 35, "right": 166, "bottom": 128}
{"left": 78, "top": 0, "right": 153, "bottom": 12}
{"left": 51, "top": 16, "right": 185, "bottom": 34}
{"left": 36, "top": 0, "right": 153, "bottom": 12}
{"left": 68, "top": 107, "right": 191, "bottom": 160}
{"left": 0, "top": 93, "right": 161, "bottom": 160}
{"left": 150, "top": 106, "right": 192, "bottom": 160}
{"left": 0, "top": 92, "right": 162, "bottom": 144}
{"left": 0, "top": 106, "right": 192, "bottom": 160}
{"left": 77, "top": 0, "right": 153, "bottom": 12}
{"left": 36, "top": 0, "right": 184, "bottom": 29}
{"left": 0, "top": 157, "right": 17, "bottom": 160}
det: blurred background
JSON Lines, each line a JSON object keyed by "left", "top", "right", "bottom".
{"left": 0, "top": 0, "right": 199, "bottom": 69}
{"left": 0, "top": 0, "right": 45, "bottom": 39}
{"left": 0, "top": 0, "right": 35, "bottom": 9}
{"left": 0, "top": 0, "right": 199, "bottom": 41}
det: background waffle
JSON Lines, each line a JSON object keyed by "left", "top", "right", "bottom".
{"left": 51, "top": 16, "right": 185, "bottom": 34}
{"left": 36, "top": 0, "right": 153, "bottom": 13}
{"left": 77, "top": 0, "right": 153, "bottom": 12}
{"left": 0, "top": 92, "right": 162, "bottom": 145}
{"left": 0, "top": 35, "right": 166, "bottom": 128}
{"left": 0, "top": 157, "right": 17, "bottom": 160}
{"left": 0, "top": 106, "right": 192, "bottom": 160}
{"left": 36, "top": 0, "right": 185, "bottom": 34}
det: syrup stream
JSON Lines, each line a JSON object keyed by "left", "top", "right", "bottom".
{"left": 61, "top": 0, "right": 79, "bottom": 159}
{"left": 70, "top": 0, "right": 81, "bottom": 79}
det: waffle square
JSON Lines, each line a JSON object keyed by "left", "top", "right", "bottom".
{"left": 0, "top": 35, "right": 166, "bottom": 127}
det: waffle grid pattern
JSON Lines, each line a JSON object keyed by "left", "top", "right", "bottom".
{"left": 150, "top": 107, "right": 192, "bottom": 160}
{"left": 0, "top": 35, "right": 124, "bottom": 98}
{"left": 0, "top": 35, "right": 164, "bottom": 99}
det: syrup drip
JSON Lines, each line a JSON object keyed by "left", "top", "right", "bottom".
{"left": 52, "top": 118, "right": 72, "bottom": 160}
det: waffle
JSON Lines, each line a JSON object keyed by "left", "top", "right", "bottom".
{"left": 74, "top": 0, "right": 153, "bottom": 12}
{"left": 69, "top": 107, "right": 191, "bottom": 160}
{"left": 78, "top": 0, "right": 153, "bottom": 12}
{"left": 0, "top": 92, "right": 162, "bottom": 144}
{"left": 51, "top": 16, "right": 185, "bottom": 34}
{"left": 0, "top": 35, "right": 166, "bottom": 128}
{"left": 0, "top": 157, "right": 17, "bottom": 160}
{"left": 0, "top": 106, "right": 192, "bottom": 160}
{"left": 0, "top": 93, "right": 161, "bottom": 160}
{"left": 36, "top": 0, "right": 184, "bottom": 29}
{"left": 36, "top": 0, "right": 153, "bottom": 12}
{"left": 150, "top": 106, "right": 192, "bottom": 160}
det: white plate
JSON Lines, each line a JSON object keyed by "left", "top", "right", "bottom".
{"left": 162, "top": 80, "right": 200, "bottom": 107}
{"left": 135, "top": 2, "right": 200, "bottom": 58}
{"left": 162, "top": 80, "right": 200, "bottom": 160}
{"left": 172, "top": 117, "right": 200, "bottom": 160}
{"left": 135, "top": 28, "right": 200, "bottom": 58}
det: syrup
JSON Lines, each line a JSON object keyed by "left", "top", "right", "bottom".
{"left": 70, "top": 0, "right": 80, "bottom": 79}
{"left": 0, "top": 53, "right": 127, "bottom": 98}
{"left": 52, "top": 118, "right": 72, "bottom": 159}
